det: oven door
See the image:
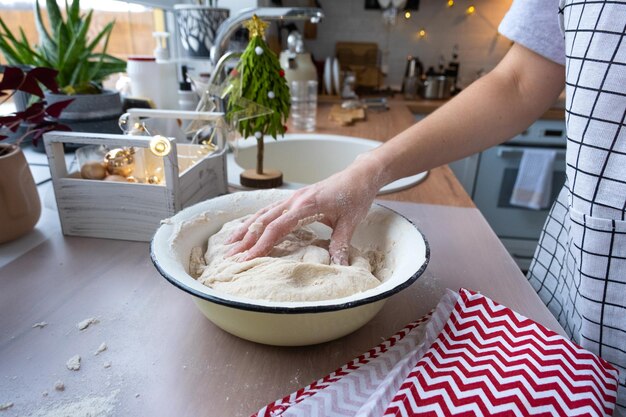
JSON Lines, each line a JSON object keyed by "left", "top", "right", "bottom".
{"left": 472, "top": 145, "right": 566, "bottom": 241}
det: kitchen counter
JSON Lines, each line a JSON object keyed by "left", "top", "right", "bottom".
{"left": 0, "top": 103, "right": 565, "bottom": 417}
{"left": 405, "top": 97, "right": 566, "bottom": 120}
{"left": 310, "top": 98, "right": 475, "bottom": 208}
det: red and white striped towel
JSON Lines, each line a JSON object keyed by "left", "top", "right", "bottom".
{"left": 253, "top": 289, "right": 619, "bottom": 417}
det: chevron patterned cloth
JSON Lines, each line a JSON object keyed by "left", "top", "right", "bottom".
{"left": 253, "top": 289, "right": 619, "bottom": 417}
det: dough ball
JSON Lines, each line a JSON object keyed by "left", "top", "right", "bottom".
{"left": 194, "top": 215, "right": 385, "bottom": 302}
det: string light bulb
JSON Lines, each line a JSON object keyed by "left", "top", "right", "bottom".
{"left": 466, "top": 5, "right": 476, "bottom": 14}
{"left": 447, "top": 0, "right": 454, "bottom": 7}
{"left": 418, "top": 28, "right": 427, "bottom": 38}
{"left": 404, "top": 10, "right": 411, "bottom": 19}
{"left": 149, "top": 135, "right": 172, "bottom": 157}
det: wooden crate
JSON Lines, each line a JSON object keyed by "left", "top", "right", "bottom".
{"left": 44, "top": 113, "right": 228, "bottom": 242}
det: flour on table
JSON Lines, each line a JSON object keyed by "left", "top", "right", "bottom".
{"left": 103, "top": 361, "right": 112, "bottom": 369}
{"left": 94, "top": 343, "right": 107, "bottom": 356}
{"left": 29, "top": 390, "right": 118, "bottom": 417}
{"left": 32, "top": 321, "right": 48, "bottom": 329}
{"left": 66, "top": 355, "right": 81, "bottom": 371}
{"left": 54, "top": 381, "right": 65, "bottom": 391}
{"left": 76, "top": 318, "right": 98, "bottom": 331}
{"left": 191, "top": 215, "right": 388, "bottom": 302}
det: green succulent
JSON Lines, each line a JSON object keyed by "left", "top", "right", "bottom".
{"left": 0, "top": 0, "right": 126, "bottom": 94}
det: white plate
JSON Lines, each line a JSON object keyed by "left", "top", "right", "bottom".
{"left": 324, "top": 57, "right": 333, "bottom": 95}
{"left": 332, "top": 58, "right": 341, "bottom": 97}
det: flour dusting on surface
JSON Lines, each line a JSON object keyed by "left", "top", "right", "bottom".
{"left": 94, "top": 343, "right": 107, "bottom": 356}
{"left": 66, "top": 355, "right": 81, "bottom": 371}
{"left": 76, "top": 318, "right": 98, "bottom": 331}
{"left": 29, "top": 390, "right": 119, "bottom": 417}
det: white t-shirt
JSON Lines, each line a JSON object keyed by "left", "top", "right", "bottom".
{"left": 499, "top": 0, "right": 566, "bottom": 66}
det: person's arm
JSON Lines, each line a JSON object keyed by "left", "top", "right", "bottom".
{"left": 228, "top": 44, "right": 565, "bottom": 264}
{"left": 370, "top": 43, "right": 565, "bottom": 185}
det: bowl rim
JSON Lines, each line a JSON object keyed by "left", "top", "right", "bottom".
{"left": 150, "top": 202, "right": 430, "bottom": 314}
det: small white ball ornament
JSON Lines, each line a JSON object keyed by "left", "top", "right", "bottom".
{"left": 254, "top": 46, "right": 264, "bottom": 56}
{"left": 254, "top": 131, "right": 263, "bottom": 139}
{"left": 267, "top": 91, "right": 275, "bottom": 99}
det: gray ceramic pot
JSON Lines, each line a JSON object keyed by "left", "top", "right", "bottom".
{"left": 45, "top": 90, "right": 122, "bottom": 122}
{"left": 40, "top": 90, "right": 123, "bottom": 152}
{"left": 44, "top": 90, "right": 122, "bottom": 133}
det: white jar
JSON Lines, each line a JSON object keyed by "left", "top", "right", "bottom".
{"left": 127, "top": 56, "right": 158, "bottom": 106}
{"left": 127, "top": 56, "right": 178, "bottom": 110}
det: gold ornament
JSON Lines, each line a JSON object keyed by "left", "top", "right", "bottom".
{"left": 105, "top": 148, "right": 135, "bottom": 177}
{"left": 243, "top": 15, "right": 269, "bottom": 38}
{"left": 80, "top": 161, "right": 107, "bottom": 180}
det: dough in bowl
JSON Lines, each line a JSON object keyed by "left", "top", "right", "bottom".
{"left": 191, "top": 215, "right": 388, "bottom": 302}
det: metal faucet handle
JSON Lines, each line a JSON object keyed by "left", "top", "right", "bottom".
{"left": 211, "top": 7, "right": 324, "bottom": 65}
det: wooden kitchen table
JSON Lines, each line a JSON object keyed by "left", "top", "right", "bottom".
{"left": 0, "top": 102, "right": 565, "bottom": 416}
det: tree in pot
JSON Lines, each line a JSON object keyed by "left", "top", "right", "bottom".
{"left": 0, "top": 66, "right": 72, "bottom": 243}
{"left": 226, "top": 16, "right": 290, "bottom": 189}
{"left": 0, "top": 0, "right": 126, "bottom": 139}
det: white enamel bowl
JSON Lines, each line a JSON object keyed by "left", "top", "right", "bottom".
{"left": 150, "top": 189, "right": 429, "bottom": 346}
{"left": 227, "top": 133, "right": 428, "bottom": 194}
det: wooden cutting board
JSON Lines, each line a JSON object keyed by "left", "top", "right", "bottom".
{"left": 328, "top": 105, "right": 366, "bottom": 126}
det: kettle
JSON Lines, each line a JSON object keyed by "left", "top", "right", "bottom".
{"left": 401, "top": 56, "right": 423, "bottom": 100}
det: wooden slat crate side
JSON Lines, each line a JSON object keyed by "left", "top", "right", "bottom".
{"left": 55, "top": 179, "right": 173, "bottom": 241}
{"left": 178, "top": 149, "right": 229, "bottom": 208}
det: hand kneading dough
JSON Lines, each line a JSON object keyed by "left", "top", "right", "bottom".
{"left": 192, "top": 216, "right": 385, "bottom": 302}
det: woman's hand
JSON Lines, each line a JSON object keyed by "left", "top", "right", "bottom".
{"left": 226, "top": 154, "right": 386, "bottom": 265}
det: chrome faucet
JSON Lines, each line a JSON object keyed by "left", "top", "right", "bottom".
{"left": 210, "top": 7, "right": 324, "bottom": 65}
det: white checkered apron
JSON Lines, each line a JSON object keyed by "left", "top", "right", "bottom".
{"left": 527, "top": 0, "right": 626, "bottom": 411}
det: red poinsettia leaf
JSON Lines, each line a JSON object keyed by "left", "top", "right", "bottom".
{"left": 0, "top": 67, "right": 26, "bottom": 92}
{"left": 17, "top": 101, "right": 45, "bottom": 118}
{"left": 17, "top": 72, "right": 45, "bottom": 98}
{"left": 0, "top": 115, "right": 20, "bottom": 125}
{"left": 27, "top": 67, "right": 60, "bottom": 94}
{"left": 45, "top": 98, "right": 74, "bottom": 118}
{"left": 2, "top": 122, "right": 20, "bottom": 132}
{"left": 19, "top": 102, "right": 46, "bottom": 124}
{"left": 0, "top": 115, "right": 22, "bottom": 132}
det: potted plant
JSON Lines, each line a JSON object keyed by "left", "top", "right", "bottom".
{"left": 0, "top": 65, "right": 72, "bottom": 243}
{"left": 0, "top": 0, "right": 126, "bottom": 137}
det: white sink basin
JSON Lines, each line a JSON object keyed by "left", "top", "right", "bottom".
{"left": 227, "top": 133, "right": 427, "bottom": 194}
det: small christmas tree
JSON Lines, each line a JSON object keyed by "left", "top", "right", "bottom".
{"left": 227, "top": 15, "right": 290, "bottom": 188}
